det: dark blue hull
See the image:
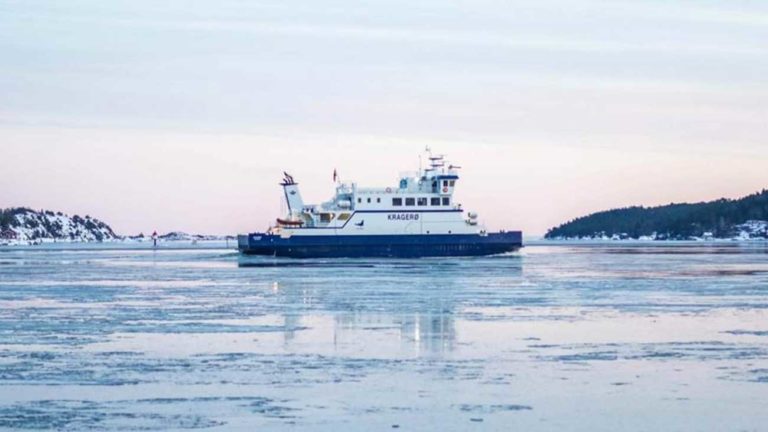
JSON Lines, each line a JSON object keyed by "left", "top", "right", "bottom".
{"left": 238, "top": 232, "right": 522, "bottom": 258}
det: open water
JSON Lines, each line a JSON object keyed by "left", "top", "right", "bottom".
{"left": 0, "top": 242, "right": 767, "bottom": 431}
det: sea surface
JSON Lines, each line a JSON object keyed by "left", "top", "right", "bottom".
{"left": 0, "top": 242, "right": 767, "bottom": 431}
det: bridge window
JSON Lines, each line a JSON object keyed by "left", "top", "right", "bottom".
{"left": 392, "top": 198, "right": 403, "bottom": 206}
{"left": 443, "top": 180, "right": 448, "bottom": 187}
{"left": 449, "top": 180, "right": 455, "bottom": 186}
{"left": 430, "top": 197, "right": 441, "bottom": 206}
{"left": 417, "top": 197, "right": 427, "bottom": 206}
{"left": 442, "top": 197, "right": 450, "bottom": 206}
{"left": 337, "top": 213, "right": 351, "bottom": 221}
{"left": 405, "top": 198, "right": 415, "bottom": 206}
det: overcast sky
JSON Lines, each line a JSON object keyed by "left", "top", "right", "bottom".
{"left": 2, "top": 0, "right": 767, "bottom": 236}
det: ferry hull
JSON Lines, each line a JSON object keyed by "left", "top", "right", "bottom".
{"left": 238, "top": 232, "right": 522, "bottom": 258}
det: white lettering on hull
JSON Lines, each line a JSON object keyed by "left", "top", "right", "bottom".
{"left": 387, "top": 214, "right": 421, "bottom": 221}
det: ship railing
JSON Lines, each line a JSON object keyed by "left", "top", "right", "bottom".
{"left": 356, "top": 187, "right": 396, "bottom": 194}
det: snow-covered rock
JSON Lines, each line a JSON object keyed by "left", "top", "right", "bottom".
{"left": 158, "top": 232, "right": 230, "bottom": 241}
{"left": 0, "top": 208, "right": 235, "bottom": 246}
{"left": 0, "top": 208, "right": 118, "bottom": 244}
{"left": 158, "top": 231, "right": 192, "bottom": 241}
{"left": 733, "top": 220, "right": 768, "bottom": 240}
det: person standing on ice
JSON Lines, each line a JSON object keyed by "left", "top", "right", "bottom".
{"left": 152, "top": 231, "right": 158, "bottom": 248}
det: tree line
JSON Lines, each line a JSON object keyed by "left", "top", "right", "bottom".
{"left": 545, "top": 189, "right": 768, "bottom": 239}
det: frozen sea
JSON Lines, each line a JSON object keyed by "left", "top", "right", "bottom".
{"left": 0, "top": 242, "right": 767, "bottom": 431}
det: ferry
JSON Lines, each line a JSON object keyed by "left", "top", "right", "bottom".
{"left": 238, "top": 152, "right": 522, "bottom": 258}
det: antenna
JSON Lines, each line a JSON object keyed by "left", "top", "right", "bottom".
{"left": 423, "top": 146, "right": 435, "bottom": 175}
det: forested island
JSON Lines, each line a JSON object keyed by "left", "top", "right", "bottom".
{"left": 546, "top": 189, "right": 768, "bottom": 240}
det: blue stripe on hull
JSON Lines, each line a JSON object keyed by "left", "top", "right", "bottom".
{"left": 238, "top": 232, "right": 522, "bottom": 258}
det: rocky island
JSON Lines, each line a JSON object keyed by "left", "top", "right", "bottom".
{"left": 0, "top": 208, "right": 231, "bottom": 245}
{"left": 0, "top": 208, "right": 117, "bottom": 244}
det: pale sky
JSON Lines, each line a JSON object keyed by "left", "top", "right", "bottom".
{"left": 2, "top": 0, "right": 767, "bottom": 236}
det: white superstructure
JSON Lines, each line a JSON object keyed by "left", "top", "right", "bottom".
{"left": 272, "top": 152, "right": 484, "bottom": 237}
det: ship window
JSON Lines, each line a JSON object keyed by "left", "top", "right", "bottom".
{"left": 443, "top": 180, "right": 448, "bottom": 187}
{"left": 337, "top": 213, "right": 351, "bottom": 221}
{"left": 320, "top": 213, "right": 333, "bottom": 223}
{"left": 405, "top": 198, "right": 415, "bottom": 206}
{"left": 367, "top": 198, "right": 371, "bottom": 203}
{"left": 431, "top": 197, "right": 441, "bottom": 206}
{"left": 357, "top": 198, "right": 361, "bottom": 203}
{"left": 377, "top": 198, "right": 381, "bottom": 203}
{"left": 417, "top": 197, "right": 427, "bottom": 206}
{"left": 449, "top": 180, "right": 455, "bottom": 187}
{"left": 392, "top": 198, "right": 403, "bottom": 206}
{"left": 442, "top": 197, "right": 450, "bottom": 206}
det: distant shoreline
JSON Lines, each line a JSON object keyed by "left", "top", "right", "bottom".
{"left": 540, "top": 237, "right": 768, "bottom": 243}
{"left": 0, "top": 239, "right": 236, "bottom": 251}
{"left": 4, "top": 239, "right": 767, "bottom": 253}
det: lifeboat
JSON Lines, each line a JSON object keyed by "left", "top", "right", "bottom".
{"left": 277, "top": 218, "right": 304, "bottom": 227}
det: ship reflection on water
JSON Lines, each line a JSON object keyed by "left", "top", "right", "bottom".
{"left": 265, "top": 265, "right": 476, "bottom": 356}
{"left": 333, "top": 312, "right": 456, "bottom": 355}
{"left": 249, "top": 256, "right": 523, "bottom": 356}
